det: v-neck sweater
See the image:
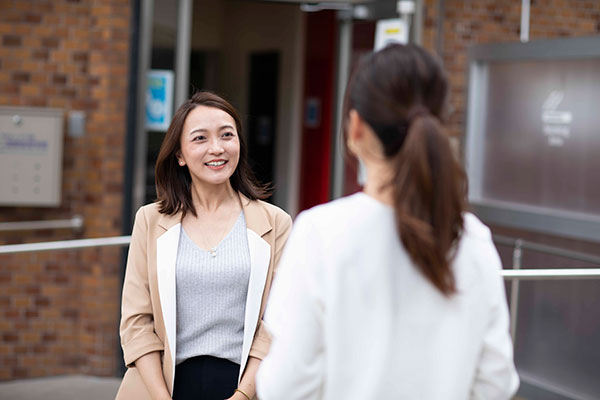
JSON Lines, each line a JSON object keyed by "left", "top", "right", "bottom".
{"left": 175, "top": 212, "right": 251, "bottom": 365}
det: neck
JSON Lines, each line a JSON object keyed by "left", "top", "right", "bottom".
{"left": 190, "top": 180, "right": 237, "bottom": 212}
{"left": 362, "top": 160, "right": 394, "bottom": 206}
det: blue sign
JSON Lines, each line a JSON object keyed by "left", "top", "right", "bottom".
{"left": 146, "top": 70, "right": 174, "bottom": 131}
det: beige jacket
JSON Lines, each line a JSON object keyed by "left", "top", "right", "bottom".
{"left": 116, "top": 194, "right": 292, "bottom": 399}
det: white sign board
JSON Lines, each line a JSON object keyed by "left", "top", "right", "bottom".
{"left": 0, "top": 107, "right": 64, "bottom": 207}
{"left": 146, "top": 70, "right": 174, "bottom": 131}
{"left": 374, "top": 18, "right": 409, "bottom": 51}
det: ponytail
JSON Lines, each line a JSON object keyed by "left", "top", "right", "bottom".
{"left": 391, "top": 111, "right": 466, "bottom": 296}
{"left": 346, "top": 44, "right": 467, "bottom": 295}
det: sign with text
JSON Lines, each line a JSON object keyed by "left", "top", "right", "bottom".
{"left": 374, "top": 18, "right": 408, "bottom": 51}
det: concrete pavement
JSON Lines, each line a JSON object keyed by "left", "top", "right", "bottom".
{"left": 0, "top": 375, "right": 120, "bottom": 400}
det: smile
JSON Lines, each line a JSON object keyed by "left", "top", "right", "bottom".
{"left": 205, "top": 160, "right": 227, "bottom": 167}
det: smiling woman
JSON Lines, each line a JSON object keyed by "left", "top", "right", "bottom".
{"left": 177, "top": 105, "right": 242, "bottom": 193}
{"left": 116, "top": 92, "right": 292, "bottom": 400}
{"left": 155, "top": 91, "right": 270, "bottom": 217}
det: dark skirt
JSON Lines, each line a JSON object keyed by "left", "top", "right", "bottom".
{"left": 173, "top": 355, "right": 240, "bottom": 400}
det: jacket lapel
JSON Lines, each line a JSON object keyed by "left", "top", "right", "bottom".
{"left": 156, "top": 211, "right": 182, "bottom": 392}
{"left": 239, "top": 194, "right": 272, "bottom": 381}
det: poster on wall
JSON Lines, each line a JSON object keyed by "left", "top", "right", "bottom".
{"left": 146, "top": 70, "right": 174, "bottom": 131}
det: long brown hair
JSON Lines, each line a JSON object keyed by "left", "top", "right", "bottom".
{"left": 346, "top": 44, "right": 467, "bottom": 295}
{"left": 155, "top": 91, "right": 270, "bottom": 217}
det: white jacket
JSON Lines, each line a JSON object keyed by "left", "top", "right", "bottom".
{"left": 257, "top": 192, "right": 519, "bottom": 400}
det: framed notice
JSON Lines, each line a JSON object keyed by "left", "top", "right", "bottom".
{"left": 146, "top": 70, "right": 174, "bottom": 131}
{"left": 0, "top": 107, "right": 64, "bottom": 207}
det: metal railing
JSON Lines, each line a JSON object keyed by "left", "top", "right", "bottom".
{"left": 0, "top": 234, "right": 598, "bottom": 272}
{"left": 2, "top": 234, "right": 600, "bottom": 343}
{"left": 492, "top": 234, "right": 600, "bottom": 342}
{"left": 0, "top": 216, "right": 84, "bottom": 232}
{"left": 0, "top": 236, "right": 130, "bottom": 254}
{"left": 1, "top": 233, "right": 598, "bottom": 400}
{"left": 493, "top": 234, "right": 600, "bottom": 265}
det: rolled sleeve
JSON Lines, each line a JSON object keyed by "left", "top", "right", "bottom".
{"left": 123, "top": 332, "right": 165, "bottom": 367}
{"left": 249, "top": 321, "right": 272, "bottom": 360}
{"left": 120, "top": 207, "right": 163, "bottom": 367}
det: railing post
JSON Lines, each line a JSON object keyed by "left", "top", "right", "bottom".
{"left": 510, "top": 239, "right": 522, "bottom": 344}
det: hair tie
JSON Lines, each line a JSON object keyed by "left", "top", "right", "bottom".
{"left": 406, "top": 106, "right": 430, "bottom": 125}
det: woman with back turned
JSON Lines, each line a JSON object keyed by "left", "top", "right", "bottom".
{"left": 256, "top": 44, "right": 519, "bottom": 399}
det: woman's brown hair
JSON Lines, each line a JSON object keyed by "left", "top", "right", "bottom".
{"left": 155, "top": 91, "right": 270, "bottom": 217}
{"left": 346, "top": 44, "right": 467, "bottom": 296}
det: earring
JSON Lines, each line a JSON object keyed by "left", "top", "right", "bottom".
{"left": 179, "top": 161, "right": 184, "bottom": 166}
{"left": 348, "top": 139, "right": 357, "bottom": 154}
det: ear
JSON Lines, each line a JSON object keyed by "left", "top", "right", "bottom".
{"left": 175, "top": 151, "right": 185, "bottom": 166}
{"left": 347, "top": 109, "right": 364, "bottom": 154}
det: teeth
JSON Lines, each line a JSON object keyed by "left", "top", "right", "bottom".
{"left": 206, "top": 161, "right": 226, "bottom": 167}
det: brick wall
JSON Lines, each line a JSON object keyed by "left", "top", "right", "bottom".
{"left": 0, "top": 0, "right": 130, "bottom": 379}
{"left": 422, "top": 0, "right": 600, "bottom": 138}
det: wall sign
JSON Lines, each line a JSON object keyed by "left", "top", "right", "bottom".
{"left": 374, "top": 18, "right": 408, "bottom": 51}
{"left": 146, "top": 70, "right": 174, "bottom": 131}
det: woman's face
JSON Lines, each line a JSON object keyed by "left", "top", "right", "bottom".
{"left": 177, "top": 105, "right": 240, "bottom": 187}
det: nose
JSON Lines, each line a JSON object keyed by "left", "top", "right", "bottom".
{"left": 208, "top": 138, "right": 224, "bottom": 154}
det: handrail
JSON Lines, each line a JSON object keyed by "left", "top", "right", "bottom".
{"left": 0, "top": 236, "right": 131, "bottom": 254}
{"left": 501, "top": 268, "right": 600, "bottom": 280}
{"left": 0, "top": 216, "right": 84, "bottom": 232}
{"left": 1, "top": 237, "right": 600, "bottom": 281}
{"left": 493, "top": 234, "right": 600, "bottom": 265}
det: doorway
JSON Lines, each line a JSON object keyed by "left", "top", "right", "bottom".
{"left": 247, "top": 52, "right": 280, "bottom": 192}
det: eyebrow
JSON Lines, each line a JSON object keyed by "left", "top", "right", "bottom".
{"left": 189, "top": 125, "right": 235, "bottom": 135}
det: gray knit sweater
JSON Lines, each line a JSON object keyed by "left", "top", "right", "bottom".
{"left": 175, "top": 212, "right": 251, "bottom": 365}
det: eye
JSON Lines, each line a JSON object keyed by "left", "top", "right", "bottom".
{"left": 192, "top": 135, "right": 206, "bottom": 142}
{"left": 222, "top": 132, "right": 235, "bottom": 138}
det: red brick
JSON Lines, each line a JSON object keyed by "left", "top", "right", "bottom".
{"left": 42, "top": 333, "right": 58, "bottom": 343}
{"left": 41, "top": 37, "right": 60, "bottom": 48}
{"left": 32, "top": 49, "right": 49, "bottom": 60}
{"left": 11, "top": 367, "right": 28, "bottom": 379}
{"left": 3, "top": 333, "right": 18, "bottom": 343}
{"left": 52, "top": 73, "right": 67, "bottom": 85}
{"left": 2, "top": 34, "right": 21, "bottom": 46}
{"left": 34, "top": 296, "right": 50, "bottom": 307}
{"left": 25, "top": 14, "right": 42, "bottom": 24}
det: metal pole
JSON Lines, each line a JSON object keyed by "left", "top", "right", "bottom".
{"left": 175, "top": 0, "right": 193, "bottom": 108}
{"left": 397, "top": 1, "right": 415, "bottom": 42}
{"left": 435, "top": 0, "right": 445, "bottom": 62}
{"left": 412, "top": 0, "right": 424, "bottom": 45}
{"left": 132, "top": 0, "right": 154, "bottom": 213}
{"left": 331, "top": 11, "right": 353, "bottom": 200}
{"left": 520, "top": 0, "right": 530, "bottom": 43}
{"left": 510, "top": 239, "right": 522, "bottom": 343}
